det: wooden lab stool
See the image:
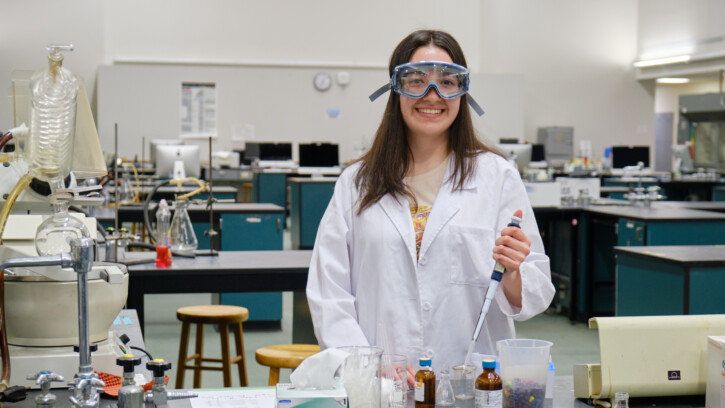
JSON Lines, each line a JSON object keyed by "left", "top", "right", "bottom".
{"left": 175, "top": 305, "right": 249, "bottom": 389}
{"left": 255, "top": 344, "right": 321, "bottom": 385}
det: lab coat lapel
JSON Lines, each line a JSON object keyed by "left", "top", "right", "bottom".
{"left": 378, "top": 193, "right": 417, "bottom": 265}
{"left": 417, "top": 160, "right": 477, "bottom": 260}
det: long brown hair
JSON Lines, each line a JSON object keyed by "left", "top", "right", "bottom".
{"left": 355, "top": 30, "right": 499, "bottom": 214}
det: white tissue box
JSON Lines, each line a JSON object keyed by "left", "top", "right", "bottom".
{"left": 276, "top": 383, "right": 348, "bottom": 407}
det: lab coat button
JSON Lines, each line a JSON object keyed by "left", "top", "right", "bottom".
{"left": 423, "top": 302, "right": 431, "bottom": 311}
{"left": 426, "top": 349, "right": 434, "bottom": 357}
{"left": 419, "top": 257, "right": 428, "bottom": 265}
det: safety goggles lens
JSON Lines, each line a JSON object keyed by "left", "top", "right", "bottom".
{"left": 393, "top": 62, "right": 469, "bottom": 99}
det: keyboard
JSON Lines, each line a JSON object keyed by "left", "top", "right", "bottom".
{"left": 296, "top": 167, "right": 342, "bottom": 176}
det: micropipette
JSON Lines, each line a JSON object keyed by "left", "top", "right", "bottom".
{"left": 464, "top": 209, "right": 523, "bottom": 365}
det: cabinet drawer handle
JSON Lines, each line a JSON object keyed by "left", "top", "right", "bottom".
{"left": 634, "top": 226, "right": 644, "bottom": 242}
{"left": 246, "top": 217, "right": 262, "bottom": 223}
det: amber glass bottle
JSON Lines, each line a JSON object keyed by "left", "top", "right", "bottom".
{"left": 414, "top": 357, "right": 435, "bottom": 407}
{"left": 475, "top": 359, "right": 502, "bottom": 408}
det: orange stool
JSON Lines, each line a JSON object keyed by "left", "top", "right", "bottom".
{"left": 175, "top": 305, "right": 249, "bottom": 389}
{"left": 255, "top": 344, "right": 320, "bottom": 386}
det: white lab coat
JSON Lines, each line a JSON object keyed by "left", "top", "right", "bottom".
{"left": 306, "top": 152, "right": 555, "bottom": 372}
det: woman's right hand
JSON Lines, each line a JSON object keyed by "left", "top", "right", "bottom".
{"left": 407, "top": 365, "right": 416, "bottom": 387}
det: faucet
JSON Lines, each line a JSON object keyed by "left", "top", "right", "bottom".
{"left": 1, "top": 238, "right": 104, "bottom": 408}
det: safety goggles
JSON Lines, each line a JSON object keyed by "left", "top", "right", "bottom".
{"left": 369, "top": 61, "right": 484, "bottom": 116}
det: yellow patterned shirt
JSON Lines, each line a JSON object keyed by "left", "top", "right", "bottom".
{"left": 407, "top": 157, "right": 449, "bottom": 257}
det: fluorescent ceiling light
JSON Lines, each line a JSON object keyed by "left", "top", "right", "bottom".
{"left": 634, "top": 55, "right": 691, "bottom": 68}
{"left": 656, "top": 78, "right": 691, "bottom": 84}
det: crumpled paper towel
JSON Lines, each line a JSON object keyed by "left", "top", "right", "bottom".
{"left": 289, "top": 348, "right": 350, "bottom": 389}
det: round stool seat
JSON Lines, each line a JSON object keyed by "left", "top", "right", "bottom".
{"left": 255, "top": 344, "right": 320, "bottom": 369}
{"left": 255, "top": 344, "right": 320, "bottom": 385}
{"left": 177, "top": 305, "right": 249, "bottom": 324}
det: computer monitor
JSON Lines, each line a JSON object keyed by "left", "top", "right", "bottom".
{"left": 149, "top": 139, "right": 184, "bottom": 163}
{"left": 242, "top": 143, "right": 261, "bottom": 163}
{"left": 496, "top": 143, "right": 533, "bottom": 172}
{"left": 259, "top": 142, "right": 293, "bottom": 161}
{"left": 299, "top": 143, "right": 340, "bottom": 167}
{"left": 155, "top": 144, "right": 201, "bottom": 178}
{"left": 612, "top": 146, "right": 650, "bottom": 169}
{"left": 531, "top": 144, "right": 546, "bottom": 162}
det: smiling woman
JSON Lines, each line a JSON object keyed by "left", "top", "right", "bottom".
{"left": 305, "top": 29, "right": 555, "bottom": 376}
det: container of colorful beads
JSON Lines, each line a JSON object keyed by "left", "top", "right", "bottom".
{"left": 496, "top": 339, "right": 552, "bottom": 408}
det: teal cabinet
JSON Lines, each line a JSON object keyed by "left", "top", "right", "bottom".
{"left": 615, "top": 246, "right": 725, "bottom": 316}
{"left": 579, "top": 207, "right": 725, "bottom": 320}
{"left": 289, "top": 178, "right": 335, "bottom": 250}
{"left": 219, "top": 211, "right": 285, "bottom": 323}
{"left": 714, "top": 187, "right": 725, "bottom": 201}
{"left": 617, "top": 219, "right": 645, "bottom": 246}
{"left": 252, "top": 172, "right": 287, "bottom": 208}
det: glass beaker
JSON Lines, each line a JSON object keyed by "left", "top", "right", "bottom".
{"left": 435, "top": 369, "right": 455, "bottom": 406}
{"left": 169, "top": 198, "right": 198, "bottom": 253}
{"left": 381, "top": 354, "right": 407, "bottom": 408}
{"left": 452, "top": 364, "right": 476, "bottom": 400}
{"left": 35, "top": 192, "right": 91, "bottom": 256}
{"left": 337, "top": 346, "right": 383, "bottom": 408}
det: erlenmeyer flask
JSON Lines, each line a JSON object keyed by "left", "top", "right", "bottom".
{"left": 35, "top": 192, "right": 90, "bottom": 256}
{"left": 435, "top": 369, "right": 455, "bottom": 406}
{"left": 119, "top": 173, "right": 134, "bottom": 205}
{"left": 169, "top": 198, "right": 197, "bottom": 253}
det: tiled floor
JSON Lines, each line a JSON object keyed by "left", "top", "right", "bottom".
{"left": 141, "top": 293, "right": 600, "bottom": 389}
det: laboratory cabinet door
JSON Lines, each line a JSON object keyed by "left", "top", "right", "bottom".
{"left": 220, "top": 213, "right": 284, "bottom": 251}
{"left": 617, "top": 219, "right": 646, "bottom": 247}
{"left": 219, "top": 212, "right": 284, "bottom": 323}
{"left": 252, "top": 173, "right": 287, "bottom": 208}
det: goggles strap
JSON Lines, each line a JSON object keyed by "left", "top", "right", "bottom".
{"left": 467, "top": 95, "right": 485, "bottom": 117}
{"left": 369, "top": 83, "right": 391, "bottom": 102}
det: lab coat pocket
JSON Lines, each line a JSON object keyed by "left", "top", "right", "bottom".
{"left": 449, "top": 225, "right": 495, "bottom": 287}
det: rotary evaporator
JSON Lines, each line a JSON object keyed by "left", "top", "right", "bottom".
{"left": 1, "top": 44, "right": 129, "bottom": 400}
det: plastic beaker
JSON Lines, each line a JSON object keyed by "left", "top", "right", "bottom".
{"left": 380, "top": 354, "right": 407, "bottom": 408}
{"left": 496, "top": 339, "right": 552, "bottom": 408}
{"left": 452, "top": 364, "right": 476, "bottom": 400}
{"left": 337, "top": 346, "right": 383, "bottom": 408}
{"left": 612, "top": 391, "right": 629, "bottom": 408}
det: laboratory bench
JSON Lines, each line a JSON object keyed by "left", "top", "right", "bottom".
{"left": 95, "top": 203, "right": 287, "bottom": 324}
{"left": 7, "top": 376, "right": 706, "bottom": 408}
{"left": 126, "top": 250, "right": 315, "bottom": 343}
{"left": 614, "top": 245, "right": 725, "bottom": 316}
{"left": 574, "top": 204, "right": 725, "bottom": 320}
{"left": 529, "top": 201, "right": 725, "bottom": 322}
{"left": 106, "top": 185, "right": 238, "bottom": 202}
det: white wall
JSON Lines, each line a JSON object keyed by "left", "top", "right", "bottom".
{"left": 480, "top": 1, "right": 654, "bottom": 161}
{"left": 638, "top": 0, "right": 725, "bottom": 59}
{"left": 2, "top": 0, "right": 657, "bottom": 165}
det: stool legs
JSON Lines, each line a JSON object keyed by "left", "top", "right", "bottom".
{"left": 268, "top": 368, "right": 280, "bottom": 386}
{"left": 193, "top": 323, "right": 205, "bottom": 389}
{"left": 176, "top": 322, "right": 191, "bottom": 389}
{"left": 219, "top": 323, "right": 232, "bottom": 387}
{"left": 175, "top": 321, "right": 247, "bottom": 388}
{"left": 233, "top": 322, "right": 248, "bottom": 386}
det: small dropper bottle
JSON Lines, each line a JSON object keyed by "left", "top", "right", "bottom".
{"left": 414, "top": 357, "right": 435, "bottom": 408}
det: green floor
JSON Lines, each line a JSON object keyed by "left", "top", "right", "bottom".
{"left": 141, "top": 293, "right": 600, "bottom": 389}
